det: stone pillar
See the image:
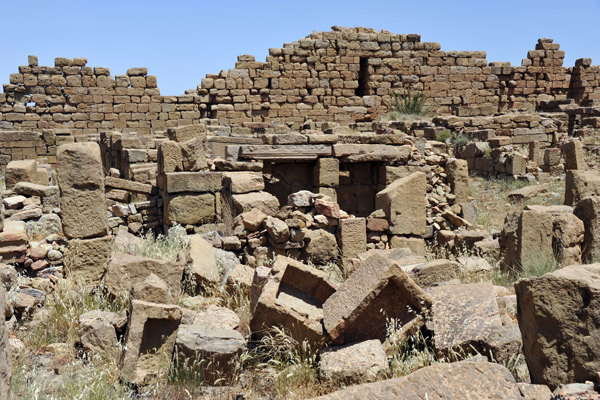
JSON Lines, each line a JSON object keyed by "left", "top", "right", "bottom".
{"left": 58, "top": 143, "right": 112, "bottom": 283}
{"left": 562, "top": 140, "right": 587, "bottom": 171}
{"left": 445, "top": 158, "right": 469, "bottom": 204}
{"left": 337, "top": 217, "right": 366, "bottom": 260}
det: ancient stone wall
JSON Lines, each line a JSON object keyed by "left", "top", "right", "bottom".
{"left": 1, "top": 27, "right": 599, "bottom": 132}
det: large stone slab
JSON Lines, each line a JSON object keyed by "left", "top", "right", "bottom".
{"left": 120, "top": 300, "right": 182, "bottom": 386}
{"left": 312, "top": 362, "right": 525, "bottom": 400}
{"left": 57, "top": 143, "right": 108, "bottom": 239}
{"left": 333, "top": 144, "right": 411, "bottom": 163}
{"left": 222, "top": 171, "right": 264, "bottom": 193}
{"left": 104, "top": 253, "right": 184, "bottom": 298}
{"left": 515, "top": 264, "right": 600, "bottom": 389}
{"left": 375, "top": 172, "right": 426, "bottom": 236}
{"left": 319, "top": 339, "right": 388, "bottom": 383}
{"left": 427, "top": 282, "right": 520, "bottom": 363}
{"left": 161, "top": 172, "right": 222, "bottom": 194}
{"left": 323, "top": 253, "right": 431, "bottom": 344}
{"left": 238, "top": 144, "right": 332, "bottom": 160}
{"left": 64, "top": 236, "right": 114, "bottom": 284}
{"left": 337, "top": 218, "right": 366, "bottom": 260}
{"left": 250, "top": 256, "right": 337, "bottom": 344}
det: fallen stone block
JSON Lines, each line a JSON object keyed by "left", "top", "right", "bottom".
{"left": 231, "top": 191, "right": 280, "bottom": 215}
{"left": 445, "top": 158, "right": 469, "bottom": 204}
{"left": 187, "top": 235, "right": 220, "bottom": 286}
{"left": 250, "top": 256, "right": 337, "bottom": 344}
{"left": 164, "top": 193, "right": 216, "bottom": 226}
{"left": 323, "top": 253, "right": 431, "bottom": 344}
{"left": 515, "top": 263, "right": 600, "bottom": 389}
{"left": 131, "top": 273, "right": 172, "bottom": 304}
{"left": 337, "top": 217, "right": 366, "bottom": 260}
{"left": 222, "top": 171, "right": 264, "bottom": 194}
{"left": 104, "top": 253, "right": 184, "bottom": 299}
{"left": 79, "top": 310, "right": 121, "bottom": 354}
{"left": 174, "top": 324, "right": 245, "bottom": 384}
{"left": 565, "top": 170, "right": 600, "bottom": 206}
{"left": 120, "top": 300, "right": 182, "bottom": 386}
{"left": 427, "top": 282, "right": 521, "bottom": 364}
{"left": 405, "top": 259, "right": 460, "bottom": 287}
{"left": 64, "top": 236, "right": 114, "bottom": 284}
{"left": 508, "top": 185, "right": 548, "bottom": 204}
{"left": 319, "top": 339, "right": 388, "bottom": 384}
{"left": 312, "top": 362, "right": 525, "bottom": 400}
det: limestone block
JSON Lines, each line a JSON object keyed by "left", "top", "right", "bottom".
{"left": 179, "top": 137, "right": 209, "bottom": 172}
{"left": 165, "top": 193, "right": 216, "bottom": 225}
{"left": 562, "top": 140, "right": 587, "bottom": 171}
{"left": 162, "top": 172, "right": 222, "bottom": 193}
{"left": 323, "top": 254, "right": 431, "bottom": 344}
{"left": 64, "top": 236, "right": 114, "bottom": 284}
{"left": 5, "top": 159, "right": 37, "bottom": 190}
{"left": 231, "top": 191, "right": 279, "bottom": 215}
{"left": 304, "top": 228, "right": 338, "bottom": 264}
{"left": 250, "top": 256, "right": 337, "bottom": 344}
{"left": 375, "top": 172, "right": 426, "bottom": 236}
{"left": 445, "top": 158, "right": 469, "bottom": 204}
{"left": 515, "top": 264, "right": 600, "bottom": 389}
{"left": 120, "top": 300, "right": 182, "bottom": 386}
{"left": 313, "top": 158, "right": 340, "bottom": 187}
{"left": 187, "top": 235, "right": 220, "bottom": 286}
{"left": 103, "top": 253, "right": 184, "bottom": 299}
{"left": 57, "top": 143, "right": 108, "bottom": 239}
{"left": 167, "top": 124, "right": 207, "bottom": 143}
{"left": 222, "top": 171, "right": 264, "bottom": 194}
{"left": 565, "top": 170, "right": 600, "bottom": 206}
{"left": 337, "top": 217, "right": 366, "bottom": 260}
{"left": 407, "top": 259, "right": 460, "bottom": 287}
{"left": 158, "top": 140, "right": 183, "bottom": 174}
{"left": 574, "top": 197, "right": 600, "bottom": 262}
{"left": 319, "top": 339, "right": 388, "bottom": 383}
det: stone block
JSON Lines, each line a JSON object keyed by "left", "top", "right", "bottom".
{"left": 445, "top": 158, "right": 469, "bottom": 204}
{"left": 574, "top": 197, "right": 600, "bottom": 262}
{"left": 103, "top": 253, "right": 184, "bottom": 299}
{"left": 250, "top": 256, "right": 337, "bottom": 344}
{"left": 222, "top": 171, "right": 264, "bottom": 193}
{"left": 180, "top": 138, "right": 209, "bottom": 171}
{"left": 58, "top": 143, "right": 108, "bottom": 239}
{"left": 515, "top": 264, "right": 600, "bottom": 389}
{"left": 562, "top": 140, "right": 587, "bottom": 171}
{"left": 167, "top": 124, "right": 207, "bottom": 143}
{"left": 5, "top": 159, "right": 37, "bottom": 190}
{"left": 544, "top": 148, "right": 561, "bottom": 166}
{"left": 64, "top": 236, "right": 114, "bottom": 284}
{"left": 406, "top": 259, "right": 460, "bottom": 287}
{"left": 389, "top": 236, "right": 425, "bottom": 256}
{"left": 120, "top": 300, "right": 182, "bottom": 386}
{"left": 323, "top": 254, "right": 431, "bottom": 344}
{"left": 174, "top": 324, "right": 245, "bottom": 384}
{"left": 157, "top": 140, "right": 183, "bottom": 174}
{"left": 187, "top": 235, "right": 220, "bottom": 286}
{"left": 231, "top": 191, "right": 279, "bottom": 215}
{"left": 337, "top": 217, "right": 366, "bottom": 260}
{"left": 506, "top": 153, "right": 527, "bottom": 175}
{"left": 313, "top": 158, "right": 340, "bottom": 187}
{"left": 319, "top": 339, "right": 388, "bottom": 383}
{"left": 165, "top": 193, "right": 216, "bottom": 225}
{"left": 375, "top": 172, "right": 426, "bottom": 236}
{"left": 500, "top": 210, "right": 553, "bottom": 272}
{"left": 565, "top": 170, "right": 600, "bottom": 206}
{"left": 162, "top": 172, "right": 222, "bottom": 193}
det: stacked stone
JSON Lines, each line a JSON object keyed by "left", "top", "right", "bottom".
{"left": 0, "top": 56, "right": 204, "bottom": 135}
{"left": 57, "top": 142, "right": 114, "bottom": 283}
{"left": 105, "top": 176, "right": 161, "bottom": 234}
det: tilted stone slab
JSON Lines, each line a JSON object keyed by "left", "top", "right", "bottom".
{"left": 250, "top": 255, "right": 337, "bottom": 345}
{"left": 333, "top": 144, "right": 411, "bottom": 163}
{"left": 104, "top": 176, "right": 154, "bottom": 194}
{"left": 323, "top": 253, "right": 431, "bottom": 344}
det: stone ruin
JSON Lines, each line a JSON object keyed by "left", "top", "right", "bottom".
{"left": 1, "top": 26, "right": 600, "bottom": 399}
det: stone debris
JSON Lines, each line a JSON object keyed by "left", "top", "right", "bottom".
{"left": 319, "top": 339, "right": 388, "bottom": 383}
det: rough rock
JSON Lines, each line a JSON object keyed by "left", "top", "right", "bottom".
{"left": 231, "top": 191, "right": 280, "bottom": 215}
{"left": 323, "top": 253, "right": 431, "bottom": 344}
{"left": 223, "top": 171, "right": 264, "bottom": 193}
{"left": 304, "top": 228, "right": 337, "bottom": 264}
{"left": 312, "top": 362, "right": 525, "bottom": 400}
{"left": 445, "top": 158, "right": 469, "bottom": 204}
{"left": 337, "top": 218, "right": 366, "bottom": 260}
{"left": 265, "top": 216, "right": 290, "bottom": 244}
{"left": 241, "top": 208, "right": 267, "bottom": 231}
{"left": 565, "top": 170, "right": 600, "bottom": 206}
{"left": 573, "top": 197, "right": 600, "bottom": 262}
{"left": 319, "top": 339, "right": 388, "bottom": 383}
{"left": 79, "top": 310, "right": 119, "bottom": 354}
{"left": 406, "top": 259, "right": 460, "bottom": 287}
{"left": 0, "top": 284, "right": 11, "bottom": 400}
{"left": 131, "top": 273, "right": 172, "bottom": 303}
{"left": 515, "top": 264, "right": 600, "bottom": 389}
{"left": 165, "top": 193, "right": 215, "bottom": 225}
{"left": 5, "top": 159, "right": 37, "bottom": 190}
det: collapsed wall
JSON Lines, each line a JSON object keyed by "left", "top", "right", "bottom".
{"left": 1, "top": 27, "right": 599, "bottom": 133}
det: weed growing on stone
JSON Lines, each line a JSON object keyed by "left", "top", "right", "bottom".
{"left": 389, "top": 89, "right": 436, "bottom": 117}
{"left": 135, "top": 228, "right": 187, "bottom": 261}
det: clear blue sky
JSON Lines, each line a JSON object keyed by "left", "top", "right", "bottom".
{"left": 1, "top": 0, "right": 599, "bottom": 95}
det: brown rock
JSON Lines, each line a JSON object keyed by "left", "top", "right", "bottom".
{"left": 337, "top": 218, "right": 366, "bottom": 260}
{"left": 157, "top": 140, "right": 183, "bottom": 174}
{"left": 304, "top": 228, "right": 338, "bottom": 264}
{"left": 323, "top": 254, "right": 431, "bottom": 344}
{"left": 5, "top": 159, "right": 37, "bottom": 190}
{"left": 231, "top": 191, "right": 280, "bottom": 215}
{"left": 64, "top": 236, "right": 114, "bottom": 284}
{"left": 312, "top": 362, "right": 524, "bottom": 400}
{"left": 565, "top": 170, "right": 600, "bottom": 206}
{"left": 241, "top": 208, "right": 267, "bottom": 231}
{"left": 515, "top": 264, "right": 600, "bottom": 389}
{"left": 0, "top": 285, "right": 11, "bottom": 399}
{"left": 165, "top": 193, "right": 216, "bottom": 226}
{"left": 319, "top": 339, "right": 388, "bottom": 383}
{"left": 58, "top": 143, "right": 109, "bottom": 239}
{"left": 574, "top": 197, "right": 600, "bottom": 262}
{"left": 445, "top": 158, "right": 469, "bottom": 204}
{"left": 376, "top": 172, "right": 426, "bottom": 236}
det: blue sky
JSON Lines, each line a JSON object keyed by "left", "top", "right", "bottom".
{"left": 1, "top": 0, "right": 599, "bottom": 95}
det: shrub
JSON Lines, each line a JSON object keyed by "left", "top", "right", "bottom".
{"left": 435, "top": 130, "right": 452, "bottom": 143}
{"left": 389, "top": 89, "right": 436, "bottom": 117}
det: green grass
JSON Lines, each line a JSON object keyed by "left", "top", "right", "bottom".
{"left": 387, "top": 89, "right": 436, "bottom": 118}
{"left": 435, "top": 130, "right": 452, "bottom": 143}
